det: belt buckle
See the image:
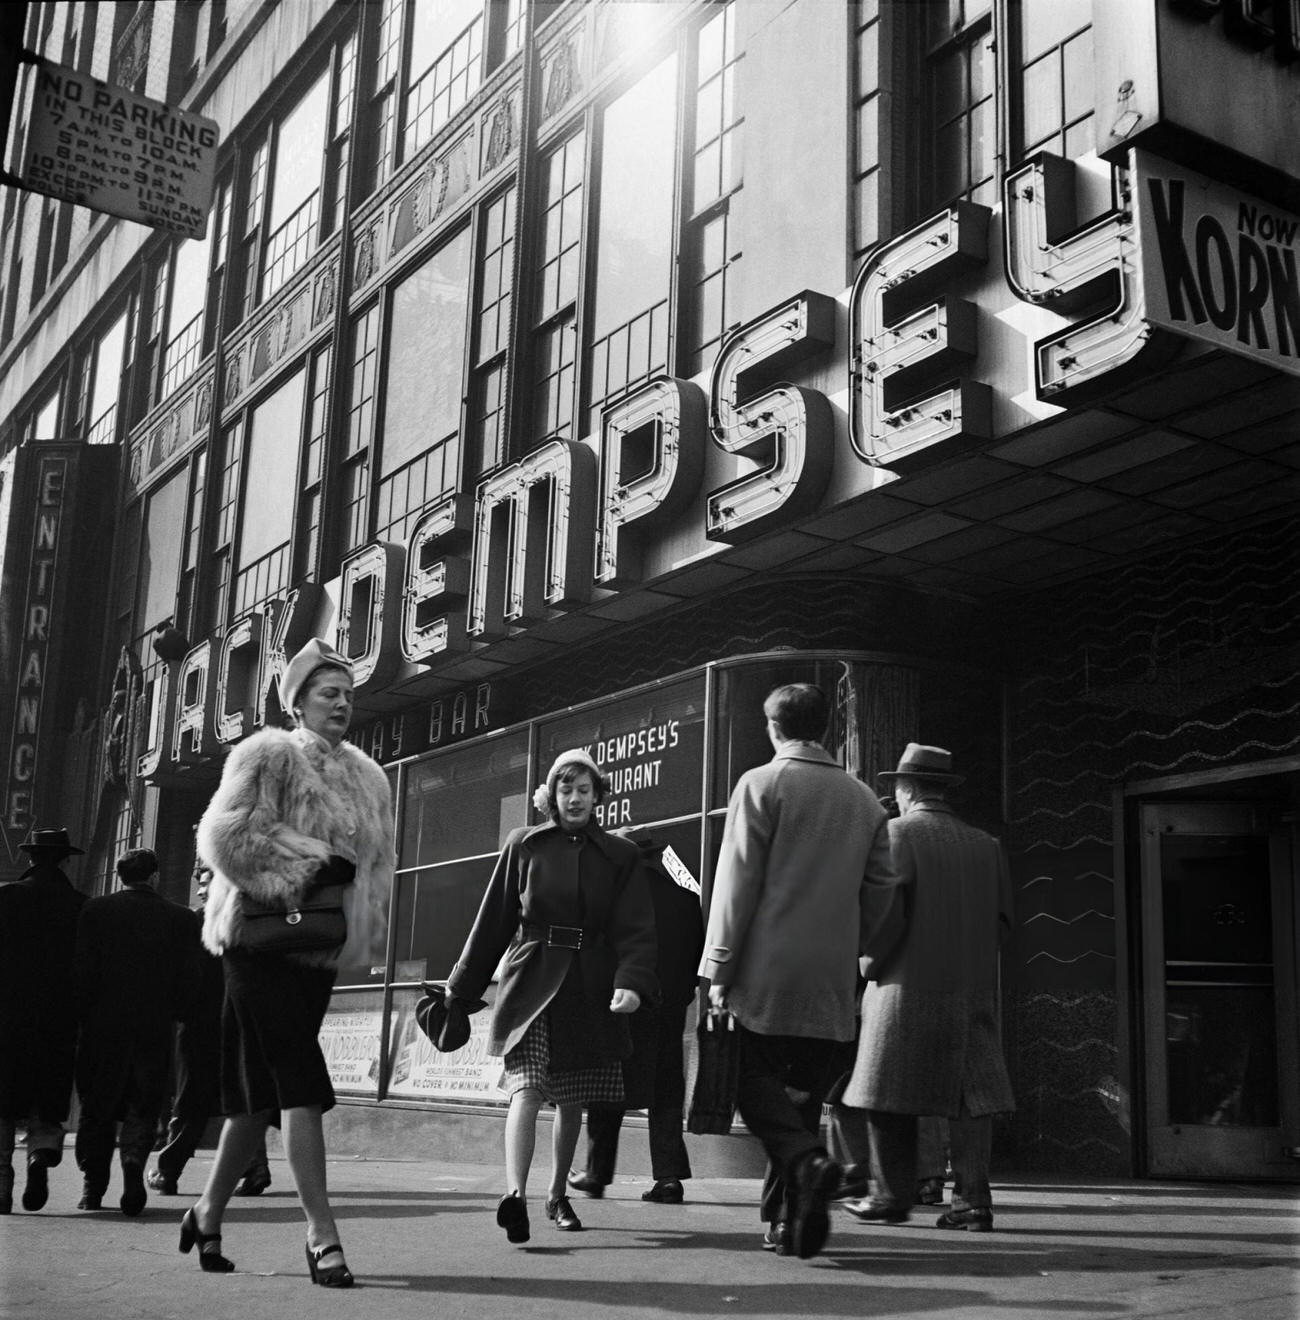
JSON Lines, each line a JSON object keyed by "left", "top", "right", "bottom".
{"left": 548, "top": 925, "right": 582, "bottom": 950}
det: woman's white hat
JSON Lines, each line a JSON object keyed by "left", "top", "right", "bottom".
{"left": 532, "top": 747, "right": 603, "bottom": 813}
{"left": 279, "top": 638, "right": 353, "bottom": 713}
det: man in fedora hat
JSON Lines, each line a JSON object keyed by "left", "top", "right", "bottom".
{"left": 0, "top": 827, "right": 88, "bottom": 1213}
{"left": 835, "top": 744, "right": 1014, "bottom": 1231}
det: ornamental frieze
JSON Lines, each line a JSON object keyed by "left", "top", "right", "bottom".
{"left": 126, "top": 366, "right": 215, "bottom": 496}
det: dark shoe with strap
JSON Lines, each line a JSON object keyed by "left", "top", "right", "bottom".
{"left": 843, "top": 1197, "right": 909, "bottom": 1224}
{"left": 936, "top": 1207, "right": 994, "bottom": 1232}
{"left": 916, "top": 1178, "right": 945, "bottom": 1205}
{"left": 545, "top": 1194, "right": 583, "bottom": 1231}
{"left": 179, "top": 1206, "right": 235, "bottom": 1272}
{"left": 147, "top": 1167, "right": 179, "bottom": 1195}
{"left": 232, "top": 1166, "right": 271, "bottom": 1196}
{"left": 641, "top": 1179, "right": 684, "bottom": 1204}
{"left": 762, "top": 1221, "right": 793, "bottom": 1255}
{"left": 791, "top": 1153, "right": 841, "bottom": 1260}
{"left": 120, "top": 1163, "right": 147, "bottom": 1216}
{"left": 496, "top": 1191, "right": 530, "bottom": 1243}
{"left": 306, "top": 1242, "right": 354, "bottom": 1287}
{"left": 21, "top": 1153, "right": 51, "bottom": 1212}
{"left": 567, "top": 1170, "right": 606, "bottom": 1198}
{"left": 831, "top": 1162, "right": 871, "bottom": 1200}
{"left": 78, "top": 1179, "right": 106, "bottom": 1211}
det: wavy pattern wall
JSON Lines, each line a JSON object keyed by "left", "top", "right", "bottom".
{"left": 999, "top": 513, "right": 1300, "bottom": 1173}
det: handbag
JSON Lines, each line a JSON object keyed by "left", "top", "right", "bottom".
{"left": 414, "top": 983, "right": 486, "bottom": 1053}
{"left": 236, "top": 856, "right": 354, "bottom": 955}
{"left": 687, "top": 1007, "right": 742, "bottom": 1135}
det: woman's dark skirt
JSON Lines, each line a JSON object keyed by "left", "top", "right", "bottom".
{"left": 220, "top": 950, "right": 336, "bottom": 1118}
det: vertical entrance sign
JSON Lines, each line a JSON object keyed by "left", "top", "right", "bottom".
{"left": 15, "top": 57, "right": 219, "bottom": 238}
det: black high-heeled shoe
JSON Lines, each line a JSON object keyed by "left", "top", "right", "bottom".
{"left": 306, "top": 1242, "right": 354, "bottom": 1288}
{"left": 179, "top": 1207, "right": 235, "bottom": 1273}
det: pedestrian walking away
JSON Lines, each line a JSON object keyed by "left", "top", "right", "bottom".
{"left": 148, "top": 858, "right": 271, "bottom": 1200}
{"left": 698, "top": 683, "right": 899, "bottom": 1260}
{"left": 182, "top": 637, "right": 395, "bottom": 1286}
{"left": 72, "top": 848, "right": 201, "bottom": 1216}
{"left": 446, "top": 749, "right": 658, "bottom": 1244}
{"left": 836, "top": 743, "right": 1015, "bottom": 1233}
{"left": 0, "top": 828, "right": 88, "bottom": 1215}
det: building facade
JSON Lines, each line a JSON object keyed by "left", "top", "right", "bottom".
{"left": 1, "top": 0, "right": 1297, "bottom": 1182}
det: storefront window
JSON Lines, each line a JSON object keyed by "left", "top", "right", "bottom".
{"left": 392, "top": 730, "right": 530, "bottom": 983}
{"left": 536, "top": 675, "right": 706, "bottom": 831}
{"left": 709, "top": 657, "right": 856, "bottom": 808}
{"left": 319, "top": 988, "right": 384, "bottom": 1098}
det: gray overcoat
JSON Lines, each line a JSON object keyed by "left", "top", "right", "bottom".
{"left": 843, "top": 800, "right": 1015, "bottom": 1117}
{"left": 699, "top": 744, "right": 897, "bottom": 1042}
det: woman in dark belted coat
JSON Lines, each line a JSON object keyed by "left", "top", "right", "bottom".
{"left": 446, "top": 749, "right": 658, "bottom": 1245}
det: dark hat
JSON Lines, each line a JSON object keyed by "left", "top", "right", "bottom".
{"left": 20, "top": 826, "right": 84, "bottom": 856}
{"left": 116, "top": 847, "right": 159, "bottom": 883}
{"left": 876, "top": 743, "right": 965, "bottom": 787}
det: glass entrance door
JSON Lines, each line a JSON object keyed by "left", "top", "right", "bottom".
{"left": 1140, "top": 802, "right": 1299, "bottom": 1179}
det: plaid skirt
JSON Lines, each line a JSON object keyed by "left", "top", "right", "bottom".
{"left": 501, "top": 1010, "right": 625, "bottom": 1106}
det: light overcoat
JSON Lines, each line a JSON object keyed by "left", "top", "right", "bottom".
{"left": 843, "top": 800, "right": 1015, "bottom": 1116}
{"left": 446, "top": 820, "right": 658, "bottom": 1067}
{"left": 699, "top": 744, "right": 897, "bottom": 1042}
{"left": 198, "top": 727, "right": 395, "bottom": 969}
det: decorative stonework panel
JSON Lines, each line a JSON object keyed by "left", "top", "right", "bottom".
{"left": 127, "top": 367, "right": 215, "bottom": 496}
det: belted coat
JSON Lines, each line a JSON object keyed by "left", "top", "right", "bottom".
{"left": 843, "top": 800, "right": 1015, "bottom": 1117}
{"left": 446, "top": 820, "right": 658, "bottom": 1070}
{"left": 0, "top": 864, "right": 87, "bottom": 1122}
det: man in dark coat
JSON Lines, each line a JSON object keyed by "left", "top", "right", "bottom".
{"left": 0, "top": 827, "right": 88, "bottom": 1214}
{"left": 72, "top": 848, "right": 201, "bottom": 1215}
{"left": 147, "top": 863, "right": 271, "bottom": 1198}
{"left": 837, "top": 743, "right": 1015, "bottom": 1232}
{"left": 569, "top": 826, "right": 705, "bottom": 1202}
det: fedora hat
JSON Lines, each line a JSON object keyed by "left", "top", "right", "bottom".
{"left": 20, "top": 826, "right": 84, "bottom": 855}
{"left": 278, "top": 637, "right": 353, "bottom": 714}
{"left": 877, "top": 743, "right": 964, "bottom": 787}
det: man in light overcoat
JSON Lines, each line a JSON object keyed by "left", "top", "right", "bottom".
{"left": 837, "top": 743, "right": 1014, "bottom": 1231}
{"left": 699, "top": 683, "right": 897, "bottom": 1260}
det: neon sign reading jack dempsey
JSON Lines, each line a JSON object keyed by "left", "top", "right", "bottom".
{"left": 132, "top": 149, "right": 1300, "bottom": 779}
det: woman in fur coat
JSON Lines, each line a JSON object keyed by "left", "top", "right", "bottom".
{"left": 446, "top": 749, "right": 658, "bottom": 1245}
{"left": 180, "top": 639, "right": 394, "bottom": 1288}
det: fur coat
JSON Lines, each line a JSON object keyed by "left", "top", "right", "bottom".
{"left": 198, "top": 727, "right": 395, "bottom": 969}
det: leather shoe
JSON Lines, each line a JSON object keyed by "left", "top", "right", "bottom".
{"left": 567, "top": 1170, "right": 606, "bottom": 1198}
{"left": 147, "top": 1168, "right": 179, "bottom": 1195}
{"left": 916, "top": 1178, "right": 945, "bottom": 1205}
{"left": 843, "top": 1197, "right": 909, "bottom": 1224}
{"left": 78, "top": 1183, "right": 105, "bottom": 1211}
{"left": 120, "top": 1164, "right": 147, "bottom": 1216}
{"left": 21, "top": 1154, "right": 51, "bottom": 1212}
{"left": 545, "top": 1194, "right": 583, "bottom": 1231}
{"left": 831, "top": 1163, "right": 871, "bottom": 1200}
{"left": 790, "top": 1153, "right": 840, "bottom": 1260}
{"left": 232, "top": 1167, "right": 271, "bottom": 1196}
{"left": 936, "top": 1207, "right": 993, "bottom": 1231}
{"left": 641, "top": 1179, "right": 684, "bottom": 1204}
{"left": 762, "top": 1221, "right": 792, "bottom": 1255}
{"left": 496, "top": 1191, "right": 530, "bottom": 1243}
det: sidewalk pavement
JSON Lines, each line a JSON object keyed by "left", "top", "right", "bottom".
{"left": 1, "top": 1155, "right": 1297, "bottom": 1320}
